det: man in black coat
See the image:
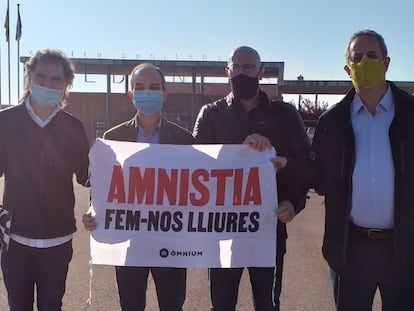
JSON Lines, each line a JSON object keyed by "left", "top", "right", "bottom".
{"left": 193, "top": 46, "right": 310, "bottom": 311}
{"left": 278, "top": 30, "right": 414, "bottom": 311}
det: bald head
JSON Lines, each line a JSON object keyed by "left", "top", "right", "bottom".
{"left": 228, "top": 46, "right": 261, "bottom": 66}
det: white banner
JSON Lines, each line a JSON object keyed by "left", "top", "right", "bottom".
{"left": 89, "top": 139, "right": 277, "bottom": 268}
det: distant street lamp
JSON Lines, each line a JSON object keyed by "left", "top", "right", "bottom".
{"left": 297, "top": 75, "right": 304, "bottom": 111}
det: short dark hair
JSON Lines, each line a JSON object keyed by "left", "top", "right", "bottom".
{"left": 129, "top": 63, "right": 166, "bottom": 90}
{"left": 345, "top": 29, "right": 388, "bottom": 63}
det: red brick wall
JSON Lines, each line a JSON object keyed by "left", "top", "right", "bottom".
{"left": 64, "top": 92, "right": 134, "bottom": 143}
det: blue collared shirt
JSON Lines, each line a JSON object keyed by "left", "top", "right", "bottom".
{"left": 136, "top": 115, "right": 161, "bottom": 143}
{"left": 350, "top": 86, "right": 395, "bottom": 229}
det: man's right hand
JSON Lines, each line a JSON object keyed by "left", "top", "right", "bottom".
{"left": 82, "top": 213, "right": 97, "bottom": 231}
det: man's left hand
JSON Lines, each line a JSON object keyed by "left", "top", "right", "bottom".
{"left": 271, "top": 156, "right": 287, "bottom": 172}
{"left": 242, "top": 133, "right": 272, "bottom": 151}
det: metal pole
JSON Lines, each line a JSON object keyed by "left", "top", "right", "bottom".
{"left": 6, "top": 0, "right": 11, "bottom": 105}
{"left": 297, "top": 74, "right": 304, "bottom": 111}
{"left": 106, "top": 65, "right": 111, "bottom": 127}
{"left": 17, "top": 42, "right": 20, "bottom": 102}
{"left": 16, "top": 4, "right": 21, "bottom": 101}
{"left": 191, "top": 66, "right": 196, "bottom": 129}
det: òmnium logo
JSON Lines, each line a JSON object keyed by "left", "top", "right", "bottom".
{"left": 159, "top": 248, "right": 169, "bottom": 258}
{"left": 159, "top": 248, "right": 203, "bottom": 258}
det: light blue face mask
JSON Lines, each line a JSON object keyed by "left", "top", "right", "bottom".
{"left": 132, "top": 90, "right": 164, "bottom": 115}
{"left": 30, "top": 84, "right": 64, "bottom": 108}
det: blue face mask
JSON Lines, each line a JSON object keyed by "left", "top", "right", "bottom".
{"left": 30, "top": 84, "right": 64, "bottom": 108}
{"left": 132, "top": 90, "right": 164, "bottom": 115}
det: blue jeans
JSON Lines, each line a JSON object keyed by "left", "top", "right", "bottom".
{"left": 209, "top": 240, "right": 286, "bottom": 311}
{"left": 115, "top": 266, "right": 186, "bottom": 311}
{"left": 1, "top": 239, "right": 73, "bottom": 311}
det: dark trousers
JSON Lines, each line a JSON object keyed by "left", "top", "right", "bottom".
{"left": 1, "top": 239, "right": 73, "bottom": 311}
{"left": 332, "top": 230, "right": 414, "bottom": 311}
{"left": 115, "top": 266, "right": 186, "bottom": 311}
{"left": 209, "top": 240, "right": 286, "bottom": 311}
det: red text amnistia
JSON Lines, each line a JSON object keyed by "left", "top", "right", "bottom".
{"left": 106, "top": 165, "right": 263, "bottom": 207}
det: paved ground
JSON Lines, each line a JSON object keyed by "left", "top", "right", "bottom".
{"left": 0, "top": 179, "right": 381, "bottom": 310}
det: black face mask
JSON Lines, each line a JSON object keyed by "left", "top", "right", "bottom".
{"left": 230, "top": 74, "right": 259, "bottom": 99}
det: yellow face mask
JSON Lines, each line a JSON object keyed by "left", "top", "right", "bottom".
{"left": 347, "top": 56, "right": 385, "bottom": 88}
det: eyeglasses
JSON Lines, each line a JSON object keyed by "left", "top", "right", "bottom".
{"left": 349, "top": 53, "right": 381, "bottom": 64}
{"left": 226, "top": 63, "right": 260, "bottom": 73}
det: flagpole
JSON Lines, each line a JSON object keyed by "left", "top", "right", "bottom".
{"left": 17, "top": 37, "right": 20, "bottom": 101}
{"left": 0, "top": 29, "right": 2, "bottom": 106}
{"left": 4, "top": 0, "right": 11, "bottom": 105}
{"left": 0, "top": 0, "right": 2, "bottom": 106}
{"left": 16, "top": 3, "right": 21, "bottom": 101}
{"left": 6, "top": 0, "right": 10, "bottom": 105}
